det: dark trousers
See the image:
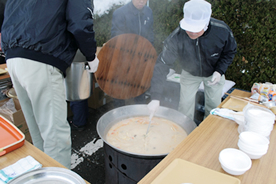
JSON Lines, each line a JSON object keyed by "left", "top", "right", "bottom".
{"left": 70, "top": 99, "right": 88, "bottom": 126}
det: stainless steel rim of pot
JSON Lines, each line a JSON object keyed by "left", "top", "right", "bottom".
{"left": 96, "top": 105, "right": 197, "bottom": 157}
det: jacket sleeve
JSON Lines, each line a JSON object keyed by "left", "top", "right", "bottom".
{"left": 150, "top": 32, "right": 179, "bottom": 101}
{"left": 66, "top": 0, "right": 96, "bottom": 61}
{"left": 215, "top": 29, "right": 237, "bottom": 75}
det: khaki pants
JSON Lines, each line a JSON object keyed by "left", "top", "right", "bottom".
{"left": 7, "top": 58, "right": 71, "bottom": 169}
{"left": 178, "top": 70, "right": 225, "bottom": 121}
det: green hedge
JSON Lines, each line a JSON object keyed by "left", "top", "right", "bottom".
{"left": 94, "top": 0, "right": 276, "bottom": 91}
{"left": 211, "top": 0, "right": 276, "bottom": 91}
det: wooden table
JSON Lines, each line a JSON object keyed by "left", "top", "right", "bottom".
{"left": 0, "top": 141, "right": 90, "bottom": 184}
{"left": 139, "top": 89, "right": 276, "bottom": 184}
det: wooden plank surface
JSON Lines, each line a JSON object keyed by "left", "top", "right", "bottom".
{"left": 0, "top": 141, "right": 90, "bottom": 184}
{"left": 95, "top": 34, "right": 157, "bottom": 99}
{"left": 138, "top": 89, "right": 276, "bottom": 184}
{"left": 221, "top": 97, "right": 249, "bottom": 111}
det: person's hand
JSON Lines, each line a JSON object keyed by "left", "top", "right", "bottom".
{"left": 208, "top": 71, "right": 221, "bottom": 86}
{"left": 87, "top": 56, "right": 99, "bottom": 73}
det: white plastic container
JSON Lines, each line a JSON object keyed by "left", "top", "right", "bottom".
{"left": 219, "top": 148, "right": 252, "bottom": 175}
{"left": 237, "top": 131, "right": 269, "bottom": 159}
{"left": 243, "top": 105, "right": 275, "bottom": 139}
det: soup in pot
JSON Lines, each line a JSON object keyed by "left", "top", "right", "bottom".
{"left": 106, "top": 116, "right": 187, "bottom": 155}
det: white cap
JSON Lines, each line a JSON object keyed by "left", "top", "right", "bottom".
{"left": 180, "top": 0, "right": 212, "bottom": 32}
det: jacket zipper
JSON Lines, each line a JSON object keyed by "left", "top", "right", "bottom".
{"left": 196, "top": 38, "right": 202, "bottom": 76}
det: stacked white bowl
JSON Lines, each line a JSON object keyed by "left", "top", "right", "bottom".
{"left": 238, "top": 131, "right": 270, "bottom": 159}
{"left": 243, "top": 105, "right": 275, "bottom": 139}
{"left": 219, "top": 148, "right": 252, "bottom": 175}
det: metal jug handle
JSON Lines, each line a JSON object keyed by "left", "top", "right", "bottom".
{"left": 85, "top": 62, "right": 90, "bottom": 70}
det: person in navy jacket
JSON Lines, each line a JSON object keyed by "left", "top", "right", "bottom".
{"left": 1, "top": 0, "right": 97, "bottom": 168}
{"left": 111, "top": 0, "right": 154, "bottom": 106}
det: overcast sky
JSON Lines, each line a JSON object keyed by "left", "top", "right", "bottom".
{"left": 94, "top": 0, "right": 130, "bottom": 15}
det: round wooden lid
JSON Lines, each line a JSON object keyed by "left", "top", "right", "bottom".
{"left": 95, "top": 34, "right": 157, "bottom": 99}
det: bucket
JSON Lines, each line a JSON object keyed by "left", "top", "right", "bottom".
{"left": 64, "top": 61, "right": 92, "bottom": 101}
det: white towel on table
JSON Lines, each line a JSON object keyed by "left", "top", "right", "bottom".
{"left": 0, "top": 156, "right": 42, "bottom": 183}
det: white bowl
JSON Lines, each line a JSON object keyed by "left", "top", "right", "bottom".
{"left": 238, "top": 140, "right": 268, "bottom": 153}
{"left": 262, "top": 101, "right": 276, "bottom": 108}
{"left": 239, "top": 147, "right": 267, "bottom": 159}
{"left": 219, "top": 148, "right": 252, "bottom": 175}
{"left": 239, "top": 131, "right": 269, "bottom": 146}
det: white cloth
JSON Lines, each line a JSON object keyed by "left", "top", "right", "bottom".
{"left": 210, "top": 108, "right": 238, "bottom": 121}
{"left": 0, "top": 156, "right": 42, "bottom": 183}
{"left": 166, "top": 69, "right": 180, "bottom": 83}
{"left": 210, "top": 108, "right": 245, "bottom": 134}
{"left": 7, "top": 58, "right": 71, "bottom": 169}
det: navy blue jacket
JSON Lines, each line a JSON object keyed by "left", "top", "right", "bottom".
{"left": 111, "top": 2, "right": 154, "bottom": 45}
{"left": 0, "top": 1, "right": 5, "bottom": 31}
{"left": 1, "top": 0, "right": 96, "bottom": 76}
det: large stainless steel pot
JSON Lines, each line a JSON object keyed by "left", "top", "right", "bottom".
{"left": 97, "top": 104, "right": 197, "bottom": 157}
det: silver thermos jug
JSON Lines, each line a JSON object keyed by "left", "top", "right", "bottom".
{"left": 64, "top": 50, "right": 92, "bottom": 101}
